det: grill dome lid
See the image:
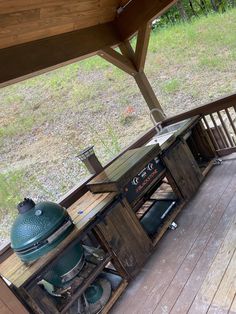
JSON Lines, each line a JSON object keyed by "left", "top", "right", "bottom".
{"left": 10, "top": 198, "right": 73, "bottom": 262}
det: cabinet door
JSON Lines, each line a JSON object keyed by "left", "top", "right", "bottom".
{"left": 97, "top": 201, "right": 152, "bottom": 278}
{"left": 163, "top": 140, "right": 203, "bottom": 200}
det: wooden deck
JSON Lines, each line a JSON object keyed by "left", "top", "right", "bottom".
{"left": 111, "top": 155, "right": 236, "bottom": 314}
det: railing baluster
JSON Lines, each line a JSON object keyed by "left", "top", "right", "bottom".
{"left": 202, "top": 116, "right": 220, "bottom": 150}
{"left": 225, "top": 108, "right": 236, "bottom": 136}
{"left": 217, "top": 111, "right": 234, "bottom": 147}
{"left": 209, "top": 113, "right": 228, "bottom": 148}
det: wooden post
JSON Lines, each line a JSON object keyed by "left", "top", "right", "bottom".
{"left": 134, "top": 70, "right": 164, "bottom": 120}
{"left": 99, "top": 22, "right": 165, "bottom": 122}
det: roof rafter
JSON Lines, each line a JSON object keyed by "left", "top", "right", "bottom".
{"left": 114, "top": 0, "right": 177, "bottom": 40}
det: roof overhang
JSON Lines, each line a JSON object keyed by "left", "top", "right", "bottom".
{"left": 0, "top": 0, "right": 176, "bottom": 87}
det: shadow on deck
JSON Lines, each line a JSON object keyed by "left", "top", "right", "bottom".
{"left": 112, "top": 155, "right": 236, "bottom": 314}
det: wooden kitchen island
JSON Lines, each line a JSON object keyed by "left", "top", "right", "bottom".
{"left": 0, "top": 116, "right": 220, "bottom": 313}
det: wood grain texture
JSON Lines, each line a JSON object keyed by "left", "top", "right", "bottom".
{"left": 97, "top": 201, "right": 152, "bottom": 277}
{"left": 0, "top": 278, "right": 28, "bottom": 313}
{"left": 111, "top": 155, "right": 236, "bottom": 314}
{"left": 163, "top": 140, "right": 203, "bottom": 200}
{"left": 0, "top": 0, "right": 130, "bottom": 49}
{"left": 0, "top": 22, "right": 120, "bottom": 87}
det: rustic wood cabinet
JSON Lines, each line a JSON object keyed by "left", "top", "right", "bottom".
{"left": 96, "top": 201, "right": 152, "bottom": 278}
{"left": 163, "top": 140, "right": 203, "bottom": 200}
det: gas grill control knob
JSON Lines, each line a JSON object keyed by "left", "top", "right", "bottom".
{"left": 147, "top": 163, "right": 154, "bottom": 171}
{"left": 132, "top": 177, "right": 139, "bottom": 185}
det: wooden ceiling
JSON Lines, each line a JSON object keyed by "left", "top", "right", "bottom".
{"left": 0, "top": 0, "right": 176, "bottom": 87}
{"left": 0, "top": 0, "right": 131, "bottom": 49}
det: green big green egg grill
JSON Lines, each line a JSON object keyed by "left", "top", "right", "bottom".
{"left": 10, "top": 198, "right": 85, "bottom": 289}
{"left": 10, "top": 198, "right": 75, "bottom": 263}
{"left": 10, "top": 198, "right": 112, "bottom": 312}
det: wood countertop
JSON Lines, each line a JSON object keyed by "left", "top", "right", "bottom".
{"left": 0, "top": 191, "right": 117, "bottom": 288}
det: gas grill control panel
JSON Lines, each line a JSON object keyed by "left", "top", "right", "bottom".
{"left": 124, "top": 157, "right": 165, "bottom": 204}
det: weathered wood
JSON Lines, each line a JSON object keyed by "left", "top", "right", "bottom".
{"left": 189, "top": 218, "right": 236, "bottom": 313}
{"left": 217, "top": 111, "right": 234, "bottom": 147}
{"left": 0, "top": 278, "right": 28, "bottom": 314}
{"left": 87, "top": 144, "right": 161, "bottom": 193}
{"left": 100, "top": 38, "right": 165, "bottom": 121}
{"left": 163, "top": 140, "right": 203, "bottom": 200}
{"left": 225, "top": 108, "right": 236, "bottom": 136}
{"left": 0, "top": 192, "right": 116, "bottom": 288}
{"left": 163, "top": 93, "right": 236, "bottom": 126}
{"left": 134, "top": 70, "right": 164, "bottom": 121}
{"left": 135, "top": 22, "right": 151, "bottom": 71}
{"left": 0, "top": 0, "right": 129, "bottom": 49}
{"left": 97, "top": 201, "right": 152, "bottom": 277}
{"left": 209, "top": 113, "right": 228, "bottom": 148}
{"left": 202, "top": 116, "right": 220, "bottom": 150}
{"left": 99, "top": 47, "right": 137, "bottom": 75}
{"left": 217, "top": 147, "right": 236, "bottom": 156}
{"left": 207, "top": 250, "right": 236, "bottom": 314}
{"left": 190, "top": 122, "right": 216, "bottom": 160}
{"left": 0, "top": 22, "right": 120, "bottom": 87}
{"left": 112, "top": 155, "right": 236, "bottom": 313}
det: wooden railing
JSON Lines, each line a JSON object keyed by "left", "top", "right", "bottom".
{"left": 163, "top": 93, "right": 236, "bottom": 156}
{"left": 1, "top": 93, "right": 236, "bottom": 261}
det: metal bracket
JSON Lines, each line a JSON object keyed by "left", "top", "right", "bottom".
{"left": 169, "top": 221, "right": 178, "bottom": 230}
{"left": 213, "top": 158, "right": 223, "bottom": 165}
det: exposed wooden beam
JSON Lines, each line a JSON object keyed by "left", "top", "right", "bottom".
{"left": 119, "top": 40, "right": 164, "bottom": 121}
{"left": 114, "top": 0, "right": 177, "bottom": 40}
{"left": 134, "top": 70, "right": 164, "bottom": 121}
{"left": 0, "top": 22, "right": 120, "bottom": 88}
{"left": 135, "top": 23, "right": 152, "bottom": 71}
{"left": 99, "top": 47, "right": 137, "bottom": 75}
{"left": 101, "top": 39, "right": 164, "bottom": 122}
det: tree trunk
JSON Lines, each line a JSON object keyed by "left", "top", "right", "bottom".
{"left": 176, "top": 0, "right": 189, "bottom": 20}
{"left": 210, "top": 0, "right": 218, "bottom": 11}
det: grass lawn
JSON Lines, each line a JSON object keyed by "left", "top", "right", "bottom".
{"left": 0, "top": 8, "right": 236, "bottom": 244}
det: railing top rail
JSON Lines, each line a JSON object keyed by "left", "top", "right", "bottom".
{"left": 163, "top": 93, "right": 236, "bottom": 126}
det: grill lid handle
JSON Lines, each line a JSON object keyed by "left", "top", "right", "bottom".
{"left": 17, "top": 198, "right": 35, "bottom": 214}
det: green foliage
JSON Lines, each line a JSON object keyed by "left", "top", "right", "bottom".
{"left": 0, "top": 171, "right": 24, "bottom": 217}
{"left": 162, "top": 79, "right": 181, "bottom": 93}
{"left": 152, "top": 0, "right": 235, "bottom": 29}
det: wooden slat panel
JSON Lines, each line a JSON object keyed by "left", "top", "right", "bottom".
{"left": 209, "top": 113, "right": 228, "bottom": 148}
{"left": 112, "top": 155, "right": 235, "bottom": 312}
{"left": 225, "top": 108, "right": 236, "bottom": 136}
{"left": 202, "top": 116, "right": 220, "bottom": 150}
{"left": 188, "top": 218, "right": 236, "bottom": 313}
{"left": 207, "top": 250, "right": 236, "bottom": 314}
{"left": 154, "top": 165, "right": 236, "bottom": 313}
{"left": 163, "top": 94, "right": 236, "bottom": 126}
{"left": 217, "top": 111, "right": 234, "bottom": 147}
{"left": 0, "top": 0, "right": 122, "bottom": 49}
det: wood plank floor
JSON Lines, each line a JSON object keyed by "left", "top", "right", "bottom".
{"left": 111, "top": 155, "right": 236, "bottom": 314}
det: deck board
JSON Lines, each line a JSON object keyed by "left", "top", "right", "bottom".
{"left": 111, "top": 156, "right": 236, "bottom": 314}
